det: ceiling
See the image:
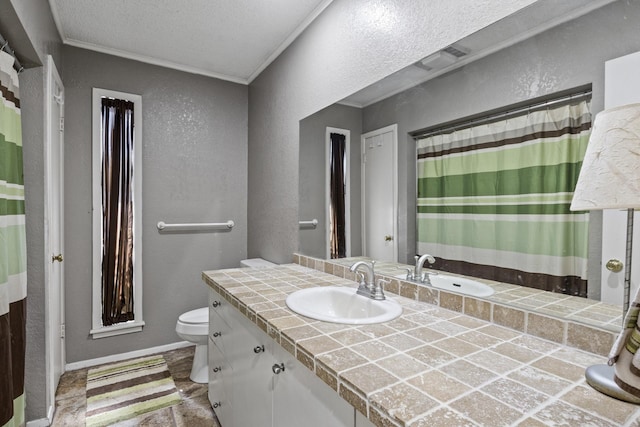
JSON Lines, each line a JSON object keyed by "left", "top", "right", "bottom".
{"left": 48, "top": 0, "right": 615, "bottom": 98}
{"left": 48, "top": 0, "right": 333, "bottom": 84}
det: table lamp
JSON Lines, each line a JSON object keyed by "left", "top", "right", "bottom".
{"left": 570, "top": 102, "right": 640, "bottom": 403}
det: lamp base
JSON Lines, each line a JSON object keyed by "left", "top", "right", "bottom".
{"left": 585, "top": 364, "right": 640, "bottom": 403}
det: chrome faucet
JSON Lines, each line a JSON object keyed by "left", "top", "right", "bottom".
{"left": 401, "top": 254, "right": 437, "bottom": 284}
{"left": 415, "top": 254, "right": 436, "bottom": 282}
{"left": 349, "top": 260, "right": 387, "bottom": 300}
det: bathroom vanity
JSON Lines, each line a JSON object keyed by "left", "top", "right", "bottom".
{"left": 207, "top": 287, "right": 369, "bottom": 427}
{"left": 203, "top": 264, "right": 640, "bottom": 426}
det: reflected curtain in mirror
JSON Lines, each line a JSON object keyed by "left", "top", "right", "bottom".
{"left": 100, "top": 98, "right": 135, "bottom": 325}
{"left": 329, "top": 132, "right": 346, "bottom": 258}
{"left": 416, "top": 100, "right": 591, "bottom": 296}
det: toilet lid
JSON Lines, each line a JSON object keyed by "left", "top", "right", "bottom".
{"left": 178, "top": 307, "right": 208, "bottom": 324}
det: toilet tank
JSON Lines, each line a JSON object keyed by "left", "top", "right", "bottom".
{"left": 240, "top": 258, "right": 276, "bottom": 268}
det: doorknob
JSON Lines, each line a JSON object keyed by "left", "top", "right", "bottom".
{"left": 384, "top": 235, "right": 393, "bottom": 242}
{"left": 606, "top": 259, "right": 623, "bottom": 273}
{"left": 52, "top": 254, "right": 63, "bottom": 263}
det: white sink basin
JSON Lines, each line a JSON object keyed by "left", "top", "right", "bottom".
{"left": 394, "top": 273, "right": 494, "bottom": 298}
{"left": 286, "top": 286, "right": 402, "bottom": 325}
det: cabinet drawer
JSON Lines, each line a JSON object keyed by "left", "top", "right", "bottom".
{"left": 208, "top": 338, "right": 232, "bottom": 427}
{"left": 209, "top": 321, "right": 232, "bottom": 355}
{"left": 209, "top": 291, "right": 232, "bottom": 328}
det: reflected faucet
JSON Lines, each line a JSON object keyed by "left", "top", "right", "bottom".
{"left": 415, "top": 254, "right": 436, "bottom": 281}
{"left": 349, "top": 260, "right": 387, "bottom": 300}
{"left": 401, "top": 254, "right": 437, "bottom": 284}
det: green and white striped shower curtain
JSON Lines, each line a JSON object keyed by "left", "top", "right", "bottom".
{"left": 416, "top": 100, "right": 591, "bottom": 296}
{"left": 0, "top": 51, "right": 27, "bottom": 427}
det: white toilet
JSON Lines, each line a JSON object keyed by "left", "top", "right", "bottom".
{"left": 176, "top": 258, "right": 276, "bottom": 383}
{"left": 175, "top": 307, "right": 209, "bottom": 383}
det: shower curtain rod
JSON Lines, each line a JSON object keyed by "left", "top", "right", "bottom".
{"left": 412, "top": 87, "right": 592, "bottom": 140}
{"left": 0, "top": 32, "right": 24, "bottom": 73}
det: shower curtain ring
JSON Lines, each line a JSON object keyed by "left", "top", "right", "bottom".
{"left": 0, "top": 41, "right": 8, "bottom": 52}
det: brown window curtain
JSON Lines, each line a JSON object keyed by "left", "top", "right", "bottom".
{"left": 101, "top": 98, "right": 135, "bottom": 326}
{"left": 329, "top": 132, "right": 347, "bottom": 259}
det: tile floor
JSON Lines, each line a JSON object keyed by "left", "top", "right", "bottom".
{"left": 51, "top": 346, "right": 221, "bottom": 426}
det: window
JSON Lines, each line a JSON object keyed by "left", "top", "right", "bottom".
{"left": 90, "top": 88, "right": 144, "bottom": 339}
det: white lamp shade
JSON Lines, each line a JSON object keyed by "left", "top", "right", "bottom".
{"left": 571, "top": 103, "right": 640, "bottom": 211}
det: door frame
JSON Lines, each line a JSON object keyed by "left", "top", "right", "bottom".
{"left": 361, "top": 124, "right": 398, "bottom": 262}
{"left": 44, "top": 54, "right": 65, "bottom": 421}
{"left": 325, "top": 127, "right": 351, "bottom": 259}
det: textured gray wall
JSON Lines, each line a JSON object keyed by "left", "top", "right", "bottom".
{"left": 20, "top": 67, "right": 49, "bottom": 424}
{"left": 247, "top": 0, "right": 539, "bottom": 264}
{"left": 362, "top": 0, "right": 640, "bottom": 271}
{"left": 7, "top": 0, "right": 63, "bottom": 420}
{"left": 299, "top": 103, "right": 362, "bottom": 259}
{"left": 62, "top": 46, "right": 248, "bottom": 362}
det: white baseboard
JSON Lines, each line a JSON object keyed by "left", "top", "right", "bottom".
{"left": 25, "top": 404, "right": 54, "bottom": 427}
{"left": 65, "top": 341, "right": 193, "bottom": 371}
{"left": 26, "top": 418, "right": 50, "bottom": 427}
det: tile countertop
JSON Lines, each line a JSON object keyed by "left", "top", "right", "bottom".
{"left": 202, "top": 264, "right": 640, "bottom": 427}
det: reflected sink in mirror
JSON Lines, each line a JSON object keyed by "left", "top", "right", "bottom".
{"left": 286, "top": 286, "right": 402, "bottom": 325}
{"left": 394, "top": 273, "right": 495, "bottom": 298}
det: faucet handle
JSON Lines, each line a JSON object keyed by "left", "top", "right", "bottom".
{"left": 399, "top": 267, "right": 412, "bottom": 280}
{"left": 373, "top": 278, "right": 389, "bottom": 300}
{"left": 421, "top": 270, "right": 438, "bottom": 285}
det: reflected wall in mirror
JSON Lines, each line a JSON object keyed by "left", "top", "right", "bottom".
{"left": 299, "top": 104, "right": 362, "bottom": 258}
{"left": 298, "top": 0, "right": 640, "bottom": 332}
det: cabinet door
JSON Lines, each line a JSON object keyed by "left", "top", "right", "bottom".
{"left": 271, "top": 343, "right": 353, "bottom": 427}
{"left": 228, "top": 307, "right": 273, "bottom": 426}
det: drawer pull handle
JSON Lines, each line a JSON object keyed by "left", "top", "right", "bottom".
{"left": 212, "top": 401, "right": 221, "bottom": 409}
{"left": 272, "top": 363, "right": 285, "bottom": 375}
{"left": 213, "top": 366, "right": 221, "bottom": 373}
{"left": 213, "top": 331, "right": 222, "bottom": 337}
{"left": 254, "top": 345, "right": 265, "bottom": 354}
{"left": 212, "top": 301, "right": 221, "bottom": 308}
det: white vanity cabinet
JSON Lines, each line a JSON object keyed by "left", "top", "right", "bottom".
{"left": 208, "top": 289, "right": 356, "bottom": 427}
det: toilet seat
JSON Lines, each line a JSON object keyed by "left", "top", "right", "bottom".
{"left": 178, "top": 307, "right": 208, "bottom": 324}
{"left": 176, "top": 307, "right": 208, "bottom": 336}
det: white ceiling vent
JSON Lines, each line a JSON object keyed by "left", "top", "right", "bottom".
{"left": 416, "top": 44, "right": 468, "bottom": 71}
{"left": 442, "top": 45, "right": 468, "bottom": 58}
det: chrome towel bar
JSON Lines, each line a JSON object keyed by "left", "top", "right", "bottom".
{"left": 157, "top": 221, "right": 234, "bottom": 231}
{"left": 299, "top": 219, "right": 318, "bottom": 229}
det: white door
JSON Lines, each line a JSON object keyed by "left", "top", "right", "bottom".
{"left": 361, "top": 124, "right": 398, "bottom": 262}
{"left": 45, "top": 55, "right": 65, "bottom": 418}
{"left": 601, "top": 51, "right": 640, "bottom": 307}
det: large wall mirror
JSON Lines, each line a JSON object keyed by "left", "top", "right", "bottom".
{"left": 298, "top": 0, "right": 640, "bottom": 333}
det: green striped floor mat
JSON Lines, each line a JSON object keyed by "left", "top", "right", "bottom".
{"left": 85, "top": 355, "right": 182, "bottom": 426}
